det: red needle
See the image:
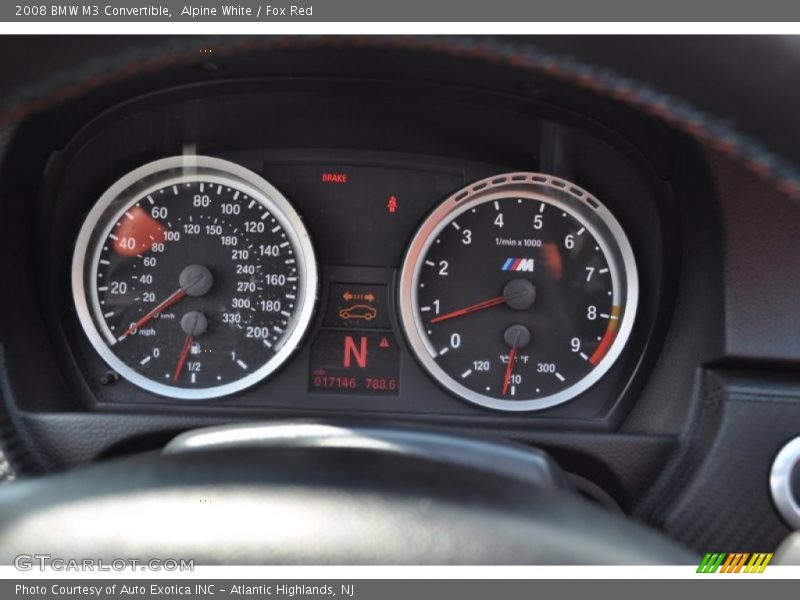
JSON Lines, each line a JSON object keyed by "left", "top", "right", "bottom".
{"left": 502, "top": 344, "right": 518, "bottom": 396}
{"left": 430, "top": 295, "right": 507, "bottom": 324}
{"left": 173, "top": 334, "right": 195, "bottom": 382}
{"left": 119, "top": 287, "right": 187, "bottom": 340}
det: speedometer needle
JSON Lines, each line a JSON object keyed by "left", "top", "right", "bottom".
{"left": 119, "top": 287, "right": 188, "bottom": 340}
{"left": 173, "top": 333, "right": 195, "bottom": 382}
{"left": 118, "top": 266, "right": 211, "bottom": 341}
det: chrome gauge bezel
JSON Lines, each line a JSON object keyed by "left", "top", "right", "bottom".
{"left": 398, "top": 172, "right": 639, "bottom": 412}
{"left": 71, "top": 155, "right": 318, "bottom": 400}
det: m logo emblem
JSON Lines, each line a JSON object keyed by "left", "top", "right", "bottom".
{"left": 501, "top": 258, "right": 534, "bottom": 272}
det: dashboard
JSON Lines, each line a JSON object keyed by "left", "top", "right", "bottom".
{"left": 4, "top": 36, "right": 800, "bottom": 558}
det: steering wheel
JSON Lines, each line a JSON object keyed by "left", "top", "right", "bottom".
{"left": 0, "top": 423, "right": 693, "bottom": 564}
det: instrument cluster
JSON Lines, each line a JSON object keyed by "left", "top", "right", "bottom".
{"left": 72, "top": 157, "right": 637, "bottom": 413}
{"left": 38, "top": 81, "right": 674, "bottom": 426}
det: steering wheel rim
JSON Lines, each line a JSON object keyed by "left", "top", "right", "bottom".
{"left": 0, "top": 423, "right": 695, "bottom": 565}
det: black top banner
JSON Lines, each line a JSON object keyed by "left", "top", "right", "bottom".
{"left": 5, "top": 0, "right": 800, "bottom": 22}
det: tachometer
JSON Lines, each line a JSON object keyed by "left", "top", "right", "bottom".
{"left": 399, "top": 173, "right": 637, "bottom": 411}
{"left": 71, "top": 156, "right": 317, "bottom": 400}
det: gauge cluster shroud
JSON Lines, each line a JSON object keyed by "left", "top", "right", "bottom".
{"left": 23, "top": 78, "right": 676, "bottom": 429}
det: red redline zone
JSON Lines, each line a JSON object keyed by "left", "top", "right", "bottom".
{"left": 589, "top": 305, "right": 621, "bottom": 366}
{"left": 113, "top": 205, "right": 168, "bottom": 257}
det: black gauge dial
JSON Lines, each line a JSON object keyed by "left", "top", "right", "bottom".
{"left": 72, "top": 156, "right": 317, "bottom": 400}
{"left": 399, "top": 173, "right": 637, "bottom": 411}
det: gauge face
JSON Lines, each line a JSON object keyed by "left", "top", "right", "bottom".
{"left": 72, "top": 156, "right": 317, "bottom": 400}
{"left": 399, "top": 173, "right": 638, "bottom": 411}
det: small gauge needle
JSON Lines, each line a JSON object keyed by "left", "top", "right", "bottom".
{"left": 502, "top": 345, "right": 518, "bottom": 396}
{"left": 173, "top": 334, "right": 195, "bottom": 382}
{"left": 502, "top": 329, "right": 522, "bottom": 396}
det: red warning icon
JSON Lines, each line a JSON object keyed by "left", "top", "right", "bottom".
{"left": 379, "top": 337, "right": 390, "bottom": 348}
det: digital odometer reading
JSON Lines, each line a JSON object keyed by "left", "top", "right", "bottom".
{"left": 309, "top": 331, "right": 400, "bottom": 396}
{"left": 399, "top": 173, "right": 638, "bottom": 412}
{"left": 72, "top": 157, "right": 317, "bottom": 400}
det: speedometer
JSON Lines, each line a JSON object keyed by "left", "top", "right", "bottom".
{"left": 399, "top": 173, "right": 637, "bottom": 411}
{"left": 71, "top": 156, "right": 317, "bottom": 400}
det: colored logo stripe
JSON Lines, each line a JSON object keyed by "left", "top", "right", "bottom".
{"left": 697, "top": 553, "right": 727, "bottom": 573}
{"left": 721, "top": 553, "right": 750, "bottom": 573}
{"left": 745, "top": 553, "right": 773, "bottom": 573}
{"left": 697, "top": 552, "right": 773, "bottom": 573}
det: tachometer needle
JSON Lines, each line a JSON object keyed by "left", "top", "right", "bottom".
{"left": 173, "top": 334, "right": 195, "bottom": 382}
{"left": 429, "top": 283, "right": 534, "bottom": 325}
{"left": 430, "top": 295, "right": 507, "bottom": 324}
{"left": 119, "top": 287, "right": 188, "bottom": 340}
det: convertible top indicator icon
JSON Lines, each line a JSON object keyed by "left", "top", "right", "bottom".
{"left": 324, "top": 284, "right": 389, "bottom": 330}
{"left": 339, "top": 304, "right": 378, "bottom": 321}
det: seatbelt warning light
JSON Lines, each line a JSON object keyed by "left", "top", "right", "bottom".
{"left": 387, "top": 196, "right": 398, "bottom": 213}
